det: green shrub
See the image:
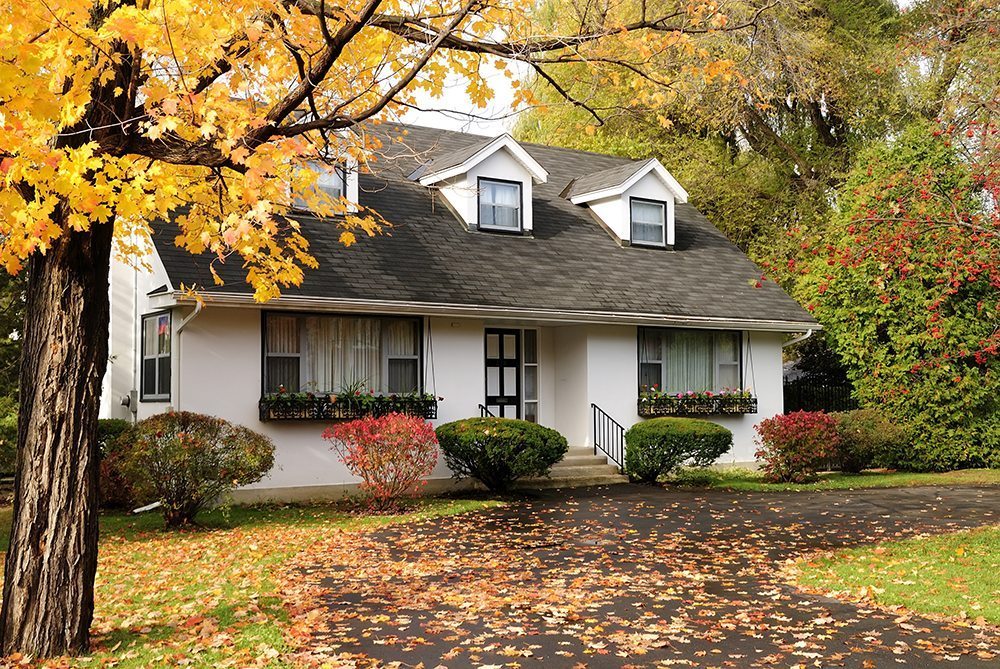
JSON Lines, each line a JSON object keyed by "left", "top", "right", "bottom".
{"left": 0, "top": 395, "right": 17, "bottom": 474}
{"left": 436, "top": 417, "right": 568, "bottom": 492}
{"left": 832, "top": 409, "right": 911, "bottom": 473}
{"left": 624, "top": 418, "right": 732, "bottom": 484}
{"left": 98, "top": 418, "right": 135, "bottom": 509}
{"left": 121, "top": 411, "right": 275, "bottom": 527}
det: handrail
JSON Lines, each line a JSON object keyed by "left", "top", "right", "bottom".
{"left": 478, "top": 404, "right": 496, "bottom": 418}
{"left": 591, "top": 403, "right": 626, "bottom": 471}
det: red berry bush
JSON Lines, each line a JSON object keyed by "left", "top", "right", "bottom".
{"left": 754, "top": 411, "right": 840, "bottom": 483}
{"left": 324, "top": 412, "right": 439, "bottom": 512}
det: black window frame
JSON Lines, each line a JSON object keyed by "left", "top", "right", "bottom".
{"left": 140, "top": 310, "right": 172, "bottom": 402}
{"left": 629, "top": 196, "right": 667, "bottom": 248}
{"left": 260, "top": 311, "right": 425, "bottom": 396}
{"left": 636, "top": 327, "right": 744, "bottom": 394}
{"left": 477, "top": 176, "right": 523, "bottom": 233}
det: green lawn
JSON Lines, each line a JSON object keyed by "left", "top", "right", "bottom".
{"left": 667, "top": 467, "right": 1000, "bottom": 492}
{"left": 0, "top": 497, "right": 499, "bottom": 667}
{"left": 792, "top": 525, "right": 1000, "bottom": 625}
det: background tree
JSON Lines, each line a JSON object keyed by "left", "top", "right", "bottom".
{"left": 0, "top": 0, "right": 757, "bottom": 658}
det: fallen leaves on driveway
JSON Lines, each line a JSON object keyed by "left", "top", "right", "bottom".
{"left": 280, "top": 486, "right": 1000, "bottom": 668}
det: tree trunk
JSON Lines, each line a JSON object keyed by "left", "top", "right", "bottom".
{"left": 0, "top": 211, "right": 113, "bottom": 657}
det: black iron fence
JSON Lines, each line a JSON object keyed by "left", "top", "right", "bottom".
{"left": 783, "top": 382, "right": 858, "bottom": 413}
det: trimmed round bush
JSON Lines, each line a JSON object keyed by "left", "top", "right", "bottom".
{"left": 97, "top": 418, "right": 135, "bottom": 509}
{"left": 120, "top": 411, "right": 275, "bottom": 527}
{"left": 754, "top": 411, "right": 840, "bottom": 483}
{"left": 624, "top": 418, "right": 733, "bottom": 484}
{"left": 832, "top": 409, "right": 911, "bottom": 473}
{"left": 436, "top": 417, "right": 568, "bottom": 492}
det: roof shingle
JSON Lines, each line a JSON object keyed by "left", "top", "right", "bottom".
{"left": 152, "top": 122, "right": 816, "bottom": 327}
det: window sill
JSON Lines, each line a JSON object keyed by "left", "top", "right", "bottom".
{"left": 637, "top": 395, "right": 757, "bottom": 417}
{"left": 259, "top": 393, "right": 438, "bottom": 422}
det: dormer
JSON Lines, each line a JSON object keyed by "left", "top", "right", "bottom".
{"left": 562, "top": 159, "right": 688, "bottom": 249}
{"left": 410, "top": 134, "right": 548, "bottom": 234}
{"left": 292, "top": 157, "right": 360, "bottom": 214}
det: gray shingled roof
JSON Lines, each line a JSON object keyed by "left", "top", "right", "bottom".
{"left": 561, "top": 158, "right": 652, "bottom": 200}
{"left": 152, "top": 122, "right": 816, "bottom": 326}
{"left": 407, "top": 133, "right": 497, "bottom": 181}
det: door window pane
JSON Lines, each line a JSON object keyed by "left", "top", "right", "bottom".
{"left": 503, "top": 334, "right": 517, "bottom": 359}
{"left": 487, "top": 367, "right": 500, "bottom": 395}
{"left": 486, "top": 334, "right": 499, "bottom": 359}
{"left": 524, "top": 402, "right": 538, "bottom": 423}
{"left": 524, "top": 366, "right": 537, "bottom": 401}
{"left": 503, "top": 366, "right": 517, "bottom": 393}
{"left": 523, "top": 330, "right": 537, "bottom": 364}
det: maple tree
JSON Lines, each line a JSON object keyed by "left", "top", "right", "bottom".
{"left": 0, "top": 0, "right": 757, "bottom": 658}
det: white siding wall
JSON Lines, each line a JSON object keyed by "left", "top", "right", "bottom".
{"left": 104, "top": 297, "right": 785, "bottom": 495}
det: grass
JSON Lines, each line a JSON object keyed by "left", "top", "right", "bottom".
{"left": 792, "top": 525, "right": 1000, "bottom": 625}
{"left": 0, "top": 497, "right": 500, "bottom": 668}
{"left": 666, "top": 467, "right": 1000, "bottom": 492}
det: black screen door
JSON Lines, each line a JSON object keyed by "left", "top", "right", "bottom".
{"left": 485, "top": 329, "right": 520, "bottom": 418}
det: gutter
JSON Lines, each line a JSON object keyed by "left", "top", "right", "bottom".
{"left": 174, "top": 300, "right": 204, "bottom": 411}
{"left": 150, "top": 290, "right": 821, "bottom": 334}
{"left": 782, "top": 328, "right": 814, "bottom": 348}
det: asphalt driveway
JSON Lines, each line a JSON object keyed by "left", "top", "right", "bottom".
{"left": 293, "top": 484, "right": 1000, "bottom": 667}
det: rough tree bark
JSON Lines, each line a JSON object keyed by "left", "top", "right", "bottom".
{"left": 0, "top": 216, "right": 113, "bottom": 656}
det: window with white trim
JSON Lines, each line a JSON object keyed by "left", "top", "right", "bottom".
{"left": 478, "top": 179, "right": 521, "bottom": 231}
{"left": 638, "top": 328, "right": 741, "bottom": 393}
{"left": 630, "top": 198, "right": 666, "bottom": 247}
{"left": 141, "top": 312, "right": 171, "bottom": 400}
{"left": 292, "top": 162, "right": 348, "bottom": 210}
{"left": 264, "top": 313, "right": 421, "bottom": 395}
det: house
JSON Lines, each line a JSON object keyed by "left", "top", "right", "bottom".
{"left": 100, "top": 122, "right": 817, "bottom": 500}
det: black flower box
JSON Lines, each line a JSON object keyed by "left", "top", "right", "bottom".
{"left": 637, "top": 395, "right": 758, "bottom": 417}
{"left": 259, "top": 394, "right": 438, "bottom": 422}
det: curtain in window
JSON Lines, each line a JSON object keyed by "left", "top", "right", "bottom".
{"left": 384, "top": 320, "right": 418, "bottom": 393}
{"left": 664, "top": 330, "right": 712, "bottom": 393}
{"left": 481, "top": 181, "right": 520, "bottom": 228}
{"left": 631, "top": 201, "right": 664, "bottom": 244}
{"left": 638, "top": 328, "right": 664, "bottom": 389}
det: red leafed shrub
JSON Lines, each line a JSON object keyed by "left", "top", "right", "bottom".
{"left": 324, "top": 413, "right": 439, "bottom": 512}
{"left": 754, "top": 411, "right": 841, "bottom": 483}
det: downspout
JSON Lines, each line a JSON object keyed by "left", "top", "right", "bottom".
{"left": 174, "top": 301, "right": 204, "bottom": 411}
{"left": 782, "top": 328, "right": 813, "bottom": 349}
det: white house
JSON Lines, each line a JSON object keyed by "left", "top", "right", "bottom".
{"left": 100, "top": 122, "right": 817, "bottom": 500}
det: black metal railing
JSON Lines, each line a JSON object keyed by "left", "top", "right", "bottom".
{"left": 783, "top": 382, "right": 858, "bottom": 413}
{"left": 591, "top": 403, "right": 625, "bottom": 471}
{"left": 478, "top": 404, "right": 496, "bottom": 418}
{"left": 259, "top": 394, "right": 438, "bottom": 422}
{"left": 637, "top": 394, "right": 758, "bottom": 417}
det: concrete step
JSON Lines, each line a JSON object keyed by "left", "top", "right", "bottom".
{"left": 515, "top": 474, "right": 629, "bottom": 490}
{"left": 558, "top": 453, "right": 613, "bottom": 467}
{"left": 546, "top": 464, "right": 623, "bottom": 478}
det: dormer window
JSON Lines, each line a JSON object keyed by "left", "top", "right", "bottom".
{"left": 479, "top": 178, "right": 522, "bottom": 231}
{"left": 630, "top": 198, "right": 666, "bottom": 247}
{"left": 292, "top": 161, "right": 359, "bottom": 213}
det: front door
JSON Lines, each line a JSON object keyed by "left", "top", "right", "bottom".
{"left": 484, "top": 328, "right": 520, "bottom": 418}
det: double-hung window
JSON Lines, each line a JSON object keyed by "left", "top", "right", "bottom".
{"left": 478, "top": 178, "right": 521, "bottom": 231}
{"left": 292, "top": 162, "right": 348, "bottom": 211}
{"left": 141, "top": 312, "right": 171, "bottom": 401}
{"left": 638, "top": 328, "right": 742, "bottom": 393}
{"left": 264, "top": 313, "right": 421, "bottom": 395}
{"left": 630, "top": 198, "right": 666, "bottom": 247}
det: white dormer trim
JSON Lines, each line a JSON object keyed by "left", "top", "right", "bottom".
{"left": 568, "top": 158, "right": 687, "bottom": 205}
{"left": 414, "top": 134, "right": 549, "bottom": 186}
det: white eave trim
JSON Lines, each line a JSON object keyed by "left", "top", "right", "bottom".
{"left": 569, "top": 158, "right": 688, "bottom": 204}
{"left": 149, "top": 290, "right": 820, "bottom": 333}
{"left": 414, "top": 134, "right": 549, "bottom": 186}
